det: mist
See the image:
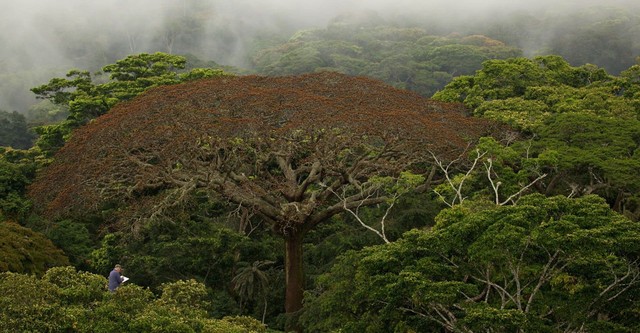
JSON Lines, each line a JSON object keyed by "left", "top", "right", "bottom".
{"left": 2, "top": 0, "right": 639, "bottom": 112}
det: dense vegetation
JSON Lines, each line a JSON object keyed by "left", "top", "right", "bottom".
{"left": 2, "top": 3, "right": 640, "bottom": 332}
{"left": 0, "top": 266, "right": 267, "bottom": 332}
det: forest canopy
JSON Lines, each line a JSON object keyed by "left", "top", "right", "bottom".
{"left": 1, "top": 1, "right": 640, "bottom": 331}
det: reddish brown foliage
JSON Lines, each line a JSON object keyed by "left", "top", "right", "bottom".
{"left": 30, "top": 72, "right": 494, "bottom": 223}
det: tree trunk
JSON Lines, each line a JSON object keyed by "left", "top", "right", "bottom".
{"left": 613, "top": 189, "right": 624, "bottom": 213}
{"left": 284, "top": 229, "right": 305, "bottom": 332}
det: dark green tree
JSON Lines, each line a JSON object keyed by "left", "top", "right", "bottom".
{"left": 0, "top": 110, "right": 35, "bottom": 149}
{"left": 251, "top": 21, "right": 521, "bottom": 97}
{"left": 0, "top": 148, "right": 38, "bottom": 221}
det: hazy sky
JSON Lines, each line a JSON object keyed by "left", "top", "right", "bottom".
{"left": 1, "top": 0, "right": 638, "bottom": 112}
{"left": 3, "top": 0, "right": 636, "bottom": 69}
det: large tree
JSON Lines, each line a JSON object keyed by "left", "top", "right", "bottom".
{"left": 302, "top": 194, "right": 640, "bottom": 332}
{"left": 29, "top": 72, "right": 496, "bottom": 328}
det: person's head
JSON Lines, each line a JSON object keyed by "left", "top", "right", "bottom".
{"left": 114, "top": 264, "right": 122, "bottom": 272}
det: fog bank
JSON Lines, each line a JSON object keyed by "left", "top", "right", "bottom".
{"left": 1, "top": 0, "right": 638, "bottom": 112}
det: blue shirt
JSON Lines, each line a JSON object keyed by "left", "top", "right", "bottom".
{"left": 108, "top": 269, "right": 123, "bottom": 292}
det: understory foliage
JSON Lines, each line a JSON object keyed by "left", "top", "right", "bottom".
{"left": 0, "top": 266, "right": 266, "bottom": 333}
{"left": 0, "top": 221, "right": 69, "bottom": 275}
{"left": 0, "top": 147, "right": 38, "bottom": 221}
{"left": 302, "top": 194, "right": 640, "bottom": 332}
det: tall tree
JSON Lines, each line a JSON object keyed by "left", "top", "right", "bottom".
{"left": 29, "top": 72, "right": 496, "bottom": 330}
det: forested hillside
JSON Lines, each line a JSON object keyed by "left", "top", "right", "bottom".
{"left": 1, "top": 1, "right": 640, "bottom": 332}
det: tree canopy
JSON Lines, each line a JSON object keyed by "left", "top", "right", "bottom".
{"left": 302, "top": 194, "right": 640, "bottom": 332}
{"left": 29, "top": 71, "right": 497, "bottom": 327}
{"left": 0, "top": 221, "right": 69, "bottom": 275}
{"left": 433, "top": 56, "right": 640, "bottom": 219}
{"left": 251, "top": 20, "right": 521, "bottom": 98}
{"left": 0, "top": 110, "right": 34, "bottom": 149}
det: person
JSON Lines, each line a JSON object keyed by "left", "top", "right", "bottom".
{"left": 108, "top": 264, "right": 124, "bottom": 292}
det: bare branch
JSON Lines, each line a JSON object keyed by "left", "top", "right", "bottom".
{"left": 326, "top": 184, "right": 392, "bottom": 243}
{"left": 484, "top": 157, "right": 548, "bottom": 206}
{"left": 431, "top": 148, "right": 485, "bottom": 206}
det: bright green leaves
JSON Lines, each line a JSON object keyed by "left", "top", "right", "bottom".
{"left": 0, "top": 272, "right": 72, "bottom": 332}
{"left": 369, "top": 171, "right": 425, "bottom": 199}
{"left": 475, "top": 98, "right": 550, "bottom": 132}
{"left": 102, "top": 52, "right": 187, "bottom": 82}
{"left": 435, "top": 55, "right": 640, "bottom": 219}
{"left": 0, "top": 268, "right": 266, "bottom": 333}
{"left": 303, "top": 194, "right": 640, "bottom": 332}
{"left": 31, "top": 70, "right": 94, "bottom": 106}
{"left": 433, "top": 55, "right": 619, "bottom": 112}
{"left": 43, "top": 266, "right": 107, "bottom": 305}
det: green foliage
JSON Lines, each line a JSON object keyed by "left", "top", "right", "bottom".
{"left": 475, "top": 97, "right": 550, "bottom": 131}
{"left": 159, "top": 279, "right": 212, "bottom": 312}
{"left": 220, "top": 316, "right": 267, "bottom": 333}
{"left": 252, "top": 23, "right": 521, "bottom": 97}
{"left": 0, "top": 272, "right": 73, "bottom": 332}
{"left": 0, "top": 268, "right": 265, "bottom": 333}
{"left": 0, "top": 148, "right": 38, "bottom": 221}
{"left": 92, "top": 221, "right": 269, "bottom": 287}
{"left": 46, "top": 219, "right": 94, "bottom": 269}
{"left": 535, "top": 112, "right": 640, "bottom": 214}
{"left": 434, "top": 56, "right": 640, "bottom": 218}
{"left": 88, "top": 215, "right": 281, "bottom": 322}
{"left": 88, "top": 233, "right": 126, "bottom": 275}
{"left": 302, "top": 194, "right": 640, "bottom": 332}
{"left": 232, "top": 260, "right": 274, "bottom": 311}
{"left": 43, "top": 266, "right": 106, "bottom": 305}
{"left": 433, "top": 55, "right": 615, "bottom": 110}
{"left": 0, "top": 221, "right": 69, "bottom": 275}
{"left": 0, "top": 110, "right": 35, "bottom": 149}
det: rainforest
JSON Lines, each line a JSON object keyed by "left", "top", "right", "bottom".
{"left": 1, "top": 1, "right": 640, "bottom": 332}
